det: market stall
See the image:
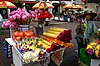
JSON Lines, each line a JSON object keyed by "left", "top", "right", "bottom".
{"left": 4, "top": 27, "right": 74, "bottom": 66}
{"left": 2, "top": 7, "right": 74, "bottom": 66}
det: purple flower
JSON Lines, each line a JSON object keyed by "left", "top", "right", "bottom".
{"left": 86, "top": 49, "right": 94, "bottom": 55}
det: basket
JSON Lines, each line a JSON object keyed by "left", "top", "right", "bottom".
{"left": 80, "top": 48, "right": 91, "bottom": 66}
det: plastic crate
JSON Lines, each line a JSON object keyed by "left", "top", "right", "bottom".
{"left": 80, "top": 48, "right": 91, "bottom": 66}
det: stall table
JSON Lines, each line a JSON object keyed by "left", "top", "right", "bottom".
{"left": 5, "top": 38, "right": 65, "bottom": 66}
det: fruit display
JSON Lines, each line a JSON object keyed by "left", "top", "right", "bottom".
{"left": 86, "top": 40, "right": 100, "bottom": 58}
{"left": 43, "top": 27, "right": 72, "bottom": 42}
{"left": 13, "top": 30, "right": 36, "bottom": 41}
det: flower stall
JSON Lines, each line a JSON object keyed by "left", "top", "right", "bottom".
{"left": 2, "top": 7, "right": 74, "bottom": 66}
{"left": 80, "top": 39, "right": 100, "bottom": 66}
{"left": 4, "top": 27, "right": 74, "bottom": 66}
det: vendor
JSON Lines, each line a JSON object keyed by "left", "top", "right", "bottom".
{"left": 75, "top": 13, "right": 98, "bottom": 57}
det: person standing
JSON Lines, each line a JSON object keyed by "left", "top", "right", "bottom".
{"left": 75, "top": 13, "right": 97, "bottom": 57}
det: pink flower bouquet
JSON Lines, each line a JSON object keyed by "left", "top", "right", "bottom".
{"left": 2, "top": 8, "right": 32, "bottom": 29}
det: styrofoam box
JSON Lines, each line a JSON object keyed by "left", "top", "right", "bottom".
{"left": 91, "top": 59, "right": 100, "bottom": 66}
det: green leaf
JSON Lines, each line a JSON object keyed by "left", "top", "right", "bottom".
{"left": 36, "top": 45, "right": 40, "bottom": 48}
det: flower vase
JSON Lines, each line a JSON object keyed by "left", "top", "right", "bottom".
{"left": 19, "top": 25, "right": 29, "bottom": 32}
{"left": 35, "top": 19, "right": 45, "bottom": 35}
{"left": 35, "top": 24, "right": 43, "bottom": 35}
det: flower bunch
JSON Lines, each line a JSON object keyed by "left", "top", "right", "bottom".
{"left": 2, "top": 8, "right": 32, "bottom": 29}
{"left": 31, "top": 9, "right": 52, "bottom": 24}
{"left": 57, "top": 30, "right": 72, "bottom": 43}
{"left": 2, "top": 20, "right": 19, "bottom": 29}
{"left": 38, "top": 10, "right": 52, "bottom": 19}
{"left": 9, "top": 8, "right": 32, "bottom": 25}
{"left": 31, "top": 9, "right": 39, "bottom": 22}
{"left": 86, "top": 40, "right": 100, "bottom": 58}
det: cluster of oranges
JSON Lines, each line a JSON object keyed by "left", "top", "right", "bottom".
{"left": 13, "top": 30, "right": 36, "bottom": 41}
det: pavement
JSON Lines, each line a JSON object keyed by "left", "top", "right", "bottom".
{"left": 0, "top": 20, "right": 100, "bottom": 66}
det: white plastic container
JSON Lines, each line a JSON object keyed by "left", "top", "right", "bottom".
{"left": 91, "top": 59, "right": 100, "bottom": 66}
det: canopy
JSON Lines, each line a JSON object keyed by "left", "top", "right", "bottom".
{"left": 62, "top": 4, "right": 74, "bottom": 9}
{"left": 0, "top": 1, "right": 16, "bottom": 8}
{"left": 62, "top": 4, "right": 84, "bottom": 9}
{"left": 32, "top": 1, "right": 54, "bottom": 9}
